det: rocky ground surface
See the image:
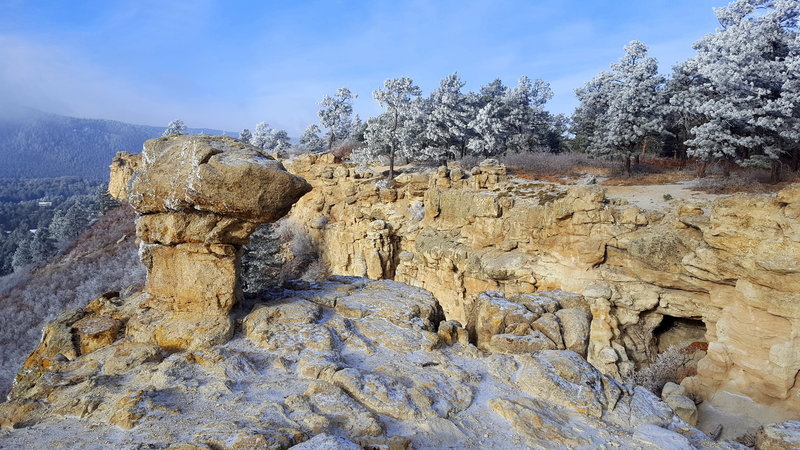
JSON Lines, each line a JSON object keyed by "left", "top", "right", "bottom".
{"left": 1, "top": 277, "right": 739, "bottom": 449}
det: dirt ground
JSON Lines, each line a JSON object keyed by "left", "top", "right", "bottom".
{"left": 604, "top": 180, "right": 727, "bottom": 210}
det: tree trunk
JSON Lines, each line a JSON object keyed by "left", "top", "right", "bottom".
{"left": 770, "top": 160, "right": 781, "bottom": 184}
{"left": 721, "top": 159, "right": 730, "bottom": 178}
{"left": 791, "top": 148, "right": 800, "bottom": 172}
{"left": 624, "top": 156, "right": 632, "bottom": 177}
{"left": 389, "top": 147, "right": 395, "bottom": 180}
{"left": 640, "top": 137, "right": 648, "bottom": 156}
{"left": 697, "top": 160, "right": 708, "bottom": 178}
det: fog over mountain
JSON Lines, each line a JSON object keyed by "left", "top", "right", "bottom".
{"left": 0, "top": 107, "right": 222, "bottom": 179}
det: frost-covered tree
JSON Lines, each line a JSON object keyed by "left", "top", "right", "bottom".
{"left": 162, "top": 119, "right": 187, "bottom": 137}
{"left": 29, "top": 227, "right": 57, "bottom": 264}
{"left": 424, "top": 73, "right": 472, "bottom": 160}
{"left": 571, "top": 71, "right": 615, "bottom": 154}
{"left": 503, "top": 76, "right": 554, "bottom": 153}
{"left": 239, "top": 128, "right": 252, "bottom": 143}
{"left": 95, "top": 183, "right": 119, "bottom": 214}
{"left": 679, "top": 0, "right": 800, "bottom": 180}
{"left": 250, "top": 122, "right": 272, "bottom": 150}
{"left": 300, "top": 124, "right": 326, "bottom": 153}
{"left": 50, "top": 203, "right": 92, "bottom": 244}
{"left": 11, "top": 235, "right": 33, "bottom": 271}
{"left": 318, "top": 87, "right": 358, "bottom": 150}
{"left": 468, "top": 79, "right": 510, "bottom": 157}
{"left": 575, "top": 41, "right": 666, "bottom": 175}
{"left": 371, "top": 78, "right": 423, "bottom": 178}
{"left": 249, "top": 122, "right": 290, "bottom": 152}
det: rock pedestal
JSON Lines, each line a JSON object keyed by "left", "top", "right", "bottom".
{"left": 126, "top": 135, "right": 311, "bottom": 350}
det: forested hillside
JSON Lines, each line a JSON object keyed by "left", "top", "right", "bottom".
{"left": 0, "top": 108, "right": 221, "bottom": 179}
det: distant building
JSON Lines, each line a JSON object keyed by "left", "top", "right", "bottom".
{"left": 38, "top": 201, "right": 53, "bottom": 207}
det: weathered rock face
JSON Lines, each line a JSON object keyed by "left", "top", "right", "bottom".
{"left": 1, "top": 278, "right": 728, "bottom": 449}
{"left": 129, "top": 135, "right": 311, "bottom": 222}
{"left": 284, "top": 154, "right": 800, "bottom": 417}
{"left": 108, "top": 152, "right": 142, "bottom": 201}
{"left": 125, "top": 135, "right": 311, "bottom": 350}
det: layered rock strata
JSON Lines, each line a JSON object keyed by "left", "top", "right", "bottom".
{"left": 284, "top": 154, "right": 800, "bottom": 418}
{"left": 1, "top": 278, "right": 733, "bottom": 448}
{"left": 125, "top": 135, "right": 311, "bottom": 350}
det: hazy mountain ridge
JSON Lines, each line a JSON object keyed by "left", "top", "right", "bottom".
{"left": 0, "top": 109, "right": 223, "bottom": 179}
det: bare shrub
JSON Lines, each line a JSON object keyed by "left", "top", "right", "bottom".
{"left": 629, "top": 346, "right": 692, "bottom": 395}
{"left": 500, "top": 152, "right": 616, "bottom": 179}
{"left": 734, "top": 431, "right": 757, "bottom": 447}
{"left": 331, "top": 139, "right": 364, "bottom": 161}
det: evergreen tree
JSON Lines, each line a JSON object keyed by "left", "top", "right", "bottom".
{"left": 503, "top": 76, "right": 553, "bottom": 153}
{"left": 318, "top": 87, "right": 358, "bottom": 150}
{"left": 424, "top": 73, "right": 472, "bottom": 160}
{"left": 250, "top": 122, "right": 272, "bottom": 149}
{"left": 370, "top": 78, "right": 423, "bottom": 178}
{"left": 678, "top": 0, "right": 800, "bottom": 179}
{"left": 29, "top": 227, "right": 57, "bottom": 264}
{"left": 239, "top": 128, "right": 252, "bottom": 143}
{"left": 574, "top": 41, "right": 666, "bottom": 175}
{"left": 11, "top": 233, "right": 33, "bottom": 271}
{"left": 300, "top": 125, "right": 326, "bottom": 153}
{"left": 468, "top": 79, "right": 510, "bottom": 157}
{"left": 162, "top": 119, "right": 187, "bottom": 137}
{"left": 95, "top": 183, "right": 119, "bottom": 214}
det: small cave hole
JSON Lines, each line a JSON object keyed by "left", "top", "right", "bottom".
{"left": 654, "top": 316, "right": 708, "bottom": 354}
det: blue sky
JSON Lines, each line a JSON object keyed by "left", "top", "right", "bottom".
{"left": 0, "top": 0, "right": 721, "bottom": 134}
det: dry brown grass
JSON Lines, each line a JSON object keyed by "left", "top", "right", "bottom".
{"left": 500, "top": 152, "right": 616, "bottom": 181}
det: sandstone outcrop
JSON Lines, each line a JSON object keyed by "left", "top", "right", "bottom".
{"left": 108, "top": 151, "right": 142, "bottom": 201}
{"left": 1, "top": 278, "right": 731, "bottom": 448}
{"left": 284, "top": 154, "right": 800, "bottom": 420}
{"left": 123, "top": 135, "right": 311, "bottom": 350}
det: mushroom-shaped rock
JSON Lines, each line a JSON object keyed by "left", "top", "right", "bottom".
{"left": 129, "top": 134, "right": 311, "bottom": 222}
{"left": 126, "top": 135, "right": 312, "bottom": 351}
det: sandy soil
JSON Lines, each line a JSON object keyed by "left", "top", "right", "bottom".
{"left": 604, "top": 180, "right": 727, "bottom": 210}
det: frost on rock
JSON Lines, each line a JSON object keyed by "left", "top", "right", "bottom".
{"left": 1, "top": 278, "right": 734, "bottom": 449}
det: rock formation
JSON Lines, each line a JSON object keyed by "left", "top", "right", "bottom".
{"left": 124, "top": 135, "right": 311, "bottom": 350}
{"left": 284, "top": 154, "right": 800, "bottom": 421}
{"left": 3, "top": 147, "right": 797, "bottom": 447}
{"left": 108, "top": 151, "right": 142, "bottom": 201}
{"left": 0, "top": 278, "right": 734, "bottom": 448}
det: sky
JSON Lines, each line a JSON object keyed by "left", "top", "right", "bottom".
{"left": 0, "top": 0, "right": 722, "bottom": 135}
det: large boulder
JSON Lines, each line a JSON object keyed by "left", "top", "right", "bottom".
{"left": 129, "top": 134, "right": 311, "bottom": 222}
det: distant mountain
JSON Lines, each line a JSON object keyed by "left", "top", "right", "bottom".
{"left": 0, "top": 108, "right": 225, "bottom": 180}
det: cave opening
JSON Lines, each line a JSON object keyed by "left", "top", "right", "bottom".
{"left": 654, "top": 315, "right": 708, "bottom": 354}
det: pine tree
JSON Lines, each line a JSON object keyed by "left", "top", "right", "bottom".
{"left": 371, "top": 78, "right": 423, "bottom": 179}
{"left": 300, "top": 125, "right": 326, "bottom": 153}
{"left": 11, "top": 235, "right": 33, "bottom": 271}
{"left": 318, "top": 87, "right": 358, "bottom": 150}
{"left": 29, "top": 227, "right": 57, "bottom": 264}
{"left": 678, "top": 0, "right": 800, "bottom": 180}
{"left": 503, "top": 76, "right": 553, "bottom": 153}
{"left": 574, "top": 41, "right": 666, "bottom": 175}
{"left": 162, "top": 119, "right": 187, "bottom": 137}
{"left": 424, "top": 73, "right": 472, "bottom": 160}
{"left": 468, "top": 79, "right": 510, "bottom": 157}
{"left": 239, "top": 128, "right": 252, "bottom": 143}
